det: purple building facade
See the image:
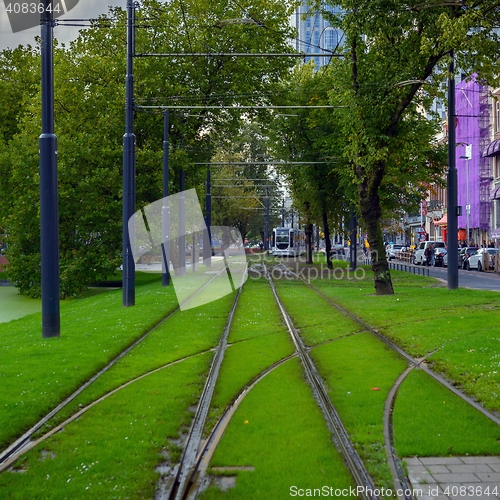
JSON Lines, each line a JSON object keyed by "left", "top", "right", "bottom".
{"left": 455, "top": 77, "right": 492, "bottom": 245}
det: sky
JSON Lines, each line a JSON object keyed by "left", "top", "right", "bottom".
{"left": 0, "top": 0, "right": 126, "bottom": 51}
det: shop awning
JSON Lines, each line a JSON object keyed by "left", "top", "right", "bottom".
{"left": 482, "top": 138, "right": 500, "bottom": 158}
{"left": 434, "top": 214, "right": 447, "bottom": 226}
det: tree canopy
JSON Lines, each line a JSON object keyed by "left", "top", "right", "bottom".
{"left": 0, "top": 0, "right": 297, "bottom": 297}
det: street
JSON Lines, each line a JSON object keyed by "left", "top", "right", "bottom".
{"left": 416, "top": 264, "right": 500, "bottom": 292}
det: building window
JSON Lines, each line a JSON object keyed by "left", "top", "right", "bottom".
{"left": 496, "top": 99, "right": 500, "bottom": 132}
{"left": 495, "top": 157, "right": 500, "bottom": 179}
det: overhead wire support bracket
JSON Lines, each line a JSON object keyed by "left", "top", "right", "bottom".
{"left": 136, "top": 105, "right": 344, "bottom": 110}
{"left": 134, "top": 52, "right": 341, "bottom": 58}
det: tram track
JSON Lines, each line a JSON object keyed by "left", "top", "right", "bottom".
{"left": 276, "top": 261, "right": 500, "bottom": 427}
{"left": 275, "top": 259, "right": 500, "bottom": 499}
{"left": 4, "top": 257, "right": 498, "bottom": 498}
{"left": 264, "top": 263, "right": 380, "bottom": 500}
{"left": 163, "top": 261, "right": 378, "bottom": 499}
{"left": 164, "top": 281, "right": 243, "bottom": 500}
{"left": 0, "top": 262, "right": 235, "bottom": 471}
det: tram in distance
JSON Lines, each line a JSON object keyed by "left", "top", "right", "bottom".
{"left": 272, "top": 227, "right": 306, "bottom": 257}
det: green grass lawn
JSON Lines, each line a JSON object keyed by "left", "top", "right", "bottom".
{"left": 393, "top": 369, "right": 500, "bottom": 457}
{"left": 0, "top": 286, "right": 41, "bottom": 323}
{"left": 0, "top": 272, "right": 180, "bottom": 449}
{"left": 0, "top": 353, "right": 213, "bottom": 499}
{"left": 307, "top": 266, "right": 500, "bottom": 412}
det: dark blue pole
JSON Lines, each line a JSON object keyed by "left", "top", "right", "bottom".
{"left": 349, "top": 208, "right": 357, "bottom": 271}
{"left": 178, "top": 168, "right": 186, "bottom": 275}
{"left": 265, "top": 188, "right": 270, "bottom": 254}
{"left": 204, "top": 163, "right": 212, "bottom": 266}
{"left": 122, "top": 1, "right": 136, "bottom": 306}
{"left": 40, "top": 0, "right": 60, "bottom": 338}
{"left": 162, "top": 110, "right": 170, "bottom": 286}
{"left": 447, "top": 50, "right": 459, "bottom": 289}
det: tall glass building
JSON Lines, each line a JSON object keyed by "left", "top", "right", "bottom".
{"left": 293, "top": 1, "right": 344, "bottom": 68}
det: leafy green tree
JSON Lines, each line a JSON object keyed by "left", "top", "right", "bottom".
{"left": 267, "top": 63, "right": 352, "bottom": 267}
{"left": 0, "top": 0, "right": 297, "bottom": 297}
{"left": 210, "top": 121, "right": 283, "bottom": 244}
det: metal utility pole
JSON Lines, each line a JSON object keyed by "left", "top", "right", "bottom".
{"left": 349, "top": 208, "right": 357, "bottom": 271}
{"left": 40, "top": 0, "right": 60, "bottom": 337}
{"left": 465, "top": 144, "right": 471, "bottom": 245}
{"left": 178, "top": 167, "right": 186, "bottom": 275}
{"left": 281, "top": 198, "right": 285, "bottom": 226}
{"left": 204, "top": 162, "right": 212, "bottom": 266}
{"left": 122, "top": 0, "right": 137, "bottom": 306}
{"left": 265, "top": 187, "right": 270, "bottom": 255}
{"left": 447, "top": 50, "right": 459, "bottom": 289}
{"left": 162, "top": 110, "right": 170, "bottom": 286}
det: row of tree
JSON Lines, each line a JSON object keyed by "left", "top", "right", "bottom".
{"left": 0, "top": 0, "right": 295, "bottom": 297}
{"left": 269, "top": 0, "right": 500, "bottom": 294}
{"left": 0, "top": 0, "right": 499, "bottom": 297}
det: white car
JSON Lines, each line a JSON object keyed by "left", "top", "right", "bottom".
{"left": 386, "top": 244, "right": 403, "bottom": 260}
{"left": 414, "top": 241, "right": 446, "bottom": 265}
{"left": 466, "top": 248, "right": 498, "bottom": 271}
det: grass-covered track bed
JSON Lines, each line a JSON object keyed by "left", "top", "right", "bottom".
{"left": 288, "top": 255, "right": 500, "bottom": 413}
{"left": 2, "top": 256, "right": 500, "bottom": 499}
{"left": 0, "top": 354, "right": 212, "bottom": 499}
{"left": 393, "top": 369, "right": 500, "bottom": 457}
{"left": 201, "top": 359, "right": 356, "bottom": 500}
{"left": 0, "top": 273, "right": 179, "bottom": 450}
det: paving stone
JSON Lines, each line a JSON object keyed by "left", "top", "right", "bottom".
{"left": 475, "top": 472, "right": 500, "bottom": 482}
{"left": 409, "top": 471, "right": 436, "bottom": 485}
{"left": 446, "top": 464, "right": 494, "bottom": 474}
{"left": 406, "top": 457, "right": 424, "bottom": 466}
{"left": 411, "top": 465, "right": 432, "bottom": 475}
{"left": 419, "top": 457, "right": 463, "bottom": 466}
{"left": 430, "top": 473, "right": 481, "bottom": 483}
{"left": 490, "top": 463, "right": 500, "bottom": 473}
{"left": 460, "top": 457, "right": 500, "bottom": 465}
{"left": 425, "top": 465, "right": 453, "bottom": 474}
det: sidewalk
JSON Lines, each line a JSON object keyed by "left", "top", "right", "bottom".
{"left": 406, "top": 456, "right": 500, "bottom": 500}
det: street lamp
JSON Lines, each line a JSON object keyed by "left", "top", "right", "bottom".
{"left": 460, "top": 144, "right": 472, "bottom": 246}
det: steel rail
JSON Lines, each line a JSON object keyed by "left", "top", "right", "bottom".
{"left": 182, "top": 352, "right": 298, "bottom": 499}
{"left": 0, "top": 262, "right": 235, "bottom": 469}
{"left": 0, "top": 350, "right": 215, "bottom": 474}
{"left": 0, "top": 305, "right": 179, "bottom": 468}
{"left": 278, "top": 262, "right": 500, "bottom": 427}
{"left": 264, "top": 263, "right": 379, "bottom": 500}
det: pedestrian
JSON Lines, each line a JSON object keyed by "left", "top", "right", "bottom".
{"left": 430, "top": 243, "right": 435, "bottom": 266}
{"left": 424, "top": 243, "right": 433, "bottom": 266}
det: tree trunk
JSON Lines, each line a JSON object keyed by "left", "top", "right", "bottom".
{"left": 305, "top": 223, "right": 313, "bottom": 264}
{"left": 357, "top": 163, "right": 394, "bottom": 295}
{"left": 322, "top": 210, "right": 333, "bottom": 269}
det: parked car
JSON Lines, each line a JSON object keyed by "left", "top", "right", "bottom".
{"left": 331, "top": 243, "right": 346, "bottom": 256}
{"left": 466, "top": 247, "right": 498, "bottom": 271}
{"left": 386, "top": 244, "right": 403, "bottom": 260}
{"left": 414, "top": 241, "right": 446, "bottom": 265}
{"left": 433, "top": 247, "right": 447, "bottom": 267}
{"left": 459, "top": 247, "right": 479, "bottom": 270}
